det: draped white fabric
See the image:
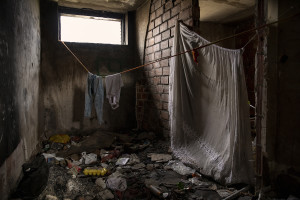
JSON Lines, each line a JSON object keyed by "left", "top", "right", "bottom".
{"left": 169, "top": 22, "right": 254, "bottom": 185}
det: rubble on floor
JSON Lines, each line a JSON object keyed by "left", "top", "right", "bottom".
{"left": 31, "top": 131, "right": 254, "bottom": 200}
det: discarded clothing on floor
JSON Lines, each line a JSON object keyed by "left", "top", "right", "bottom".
{"left": 12, "top": 155, "right": 49, "bottom": 199}
{"left": 105, "top": 73, "right": 123, "bottom": 109}
{"left": 169, "top": 21, "right": 254, "bottom": 185}
{"left": 84, "top": 72, "right": 104, "bottom": 124}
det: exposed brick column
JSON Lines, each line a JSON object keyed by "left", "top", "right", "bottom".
{"left": 136, "top": 0, "right": 199, "bottom": 137}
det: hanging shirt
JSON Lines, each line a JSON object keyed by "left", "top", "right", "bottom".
{"left": 105, "top": 73, "right": 124, "bottom": 110}
{"left": 84, "top": 72, "right": 104, "bottom": 124}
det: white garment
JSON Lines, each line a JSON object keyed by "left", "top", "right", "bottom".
{"left": 105, "top": 73, "right": 124, "bottom": 109}
{"left": 169, "top": 21, "right": 254, "bottom": 185}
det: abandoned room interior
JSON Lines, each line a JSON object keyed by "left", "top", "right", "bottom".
{"left": 0, "top": 0, "right": 299, "bottom": 199}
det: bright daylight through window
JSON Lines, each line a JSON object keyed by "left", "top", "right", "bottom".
{"left": 60, "top": 15, "right": 122, "bottom": 45}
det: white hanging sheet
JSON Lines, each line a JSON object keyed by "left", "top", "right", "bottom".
{"left": 169, "top": 22, "right": 254, "bottom": 185}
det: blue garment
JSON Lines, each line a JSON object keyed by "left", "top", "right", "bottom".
{"left": 84, "top": 72, "right": 104, "bottom": 125}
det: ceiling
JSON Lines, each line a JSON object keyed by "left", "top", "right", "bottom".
{"left": 53, "top": 0, "right": 146, "bottom": 13}
{"left": 53, "top": 0, "right": 255, "bottom": 22}
{"left": 199, "top": 0, "right": 255, "bottom": 22}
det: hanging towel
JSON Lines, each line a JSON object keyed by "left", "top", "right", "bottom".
{"left": 105, "top": 73, "right": 124, "bottom": 109}
{"left": 84, "top": 72, "right": 104, "bottom": 124}
{"left": 169, "top": 21, "right": 254, "bottom": 185}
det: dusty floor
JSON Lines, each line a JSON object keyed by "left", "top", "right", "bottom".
{"left": 15, "top": 131, "right": 254, "bottom": 200}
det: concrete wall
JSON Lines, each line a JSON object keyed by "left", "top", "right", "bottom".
{"left": 261, "top": 0, "right": 300, "bottom": 195}
{"left": 0, "top": 0, "right": 40, "bottom": 198}
{"left": 40, "top": 0, "right": 137, "bottom": 136}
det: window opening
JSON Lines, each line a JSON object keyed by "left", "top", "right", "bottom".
{"left": 59, "top": 11, "right": 124, "bottom": 45}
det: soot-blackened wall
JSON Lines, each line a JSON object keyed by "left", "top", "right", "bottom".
{"left": 40, "top": 0, "right": 137, "bottom": 136}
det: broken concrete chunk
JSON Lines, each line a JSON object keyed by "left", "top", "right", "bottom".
{"left": 70, "top": 154, "right": 80, "bottom": 161}
{"left": 166, "top": 160, "right": 195, "bottom": 175}
{"left": 95, "top": 178, "right": 106, "bottom": 190}
{"left": 106, "top": 177, "right": 127, "bottom": 191}
{"left": 132, "top": 163, "right": 146, "bottom": 170}
{"left": 99, "top": 189, "right": 114, "bottom": 200}
{"left": 146, "top": 164, "right": 154, "bottom": 170}
{"left": 67, "top": 179, "right": 80, "bottom": 193}
{"left": 127, "top": 154, "right": 140, "bottom": 165}
{"left": 210, "top": 184, "right": 218, "bottom": 190}
{"left": 148, "top": 153, "right": 172, "bottom": 162}
{"left": 45, "top": 195, "right": 58, "bottom": 200}
{"left": 188, "top": 177, "right": 212, "bottom": 187}
{"left": 217, "top": 189, "right": 233, "bottom": 198}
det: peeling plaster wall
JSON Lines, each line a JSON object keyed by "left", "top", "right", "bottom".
{"left": 0, "top": 0, "right": 40, "bottom": 199}
{"left": 40, "top": 0, "right": 137, "bottom": 136}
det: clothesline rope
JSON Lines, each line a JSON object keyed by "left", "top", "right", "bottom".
{"left": 241, "top": 33, "right": 258, "bottom": 52}
{"left": 60, "top": 41, "right": 90, "bottom": 73}
{"left": 59, "top": 13, "right": 299, "bottom": 75}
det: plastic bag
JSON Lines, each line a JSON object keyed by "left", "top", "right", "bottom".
{"left": 80, "top": 152, "right": 97, "bottom": 164}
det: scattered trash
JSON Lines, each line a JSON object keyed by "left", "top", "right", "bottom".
{"left": 49, "top": 134, "right": 70, "bottom": 144}
{"left": 68, "top": 166, "right": 79, "bottom": 177}
{"left": 189, "top": 177, "right": 212, "bottom": 187}
{"left": 70, "top": 154, "right": 80, "bottom": 161}
{"left": 147, "top": 185, "right": 168, "bottom": 198}
{"left": 132, "top": 163, "right": 146, "bottom": 170}
{"left": 210, "top": 184, "right": 218, "bottom": 190}
{"left": 148, "top": 153, "right": 172, "bottom": 162}
{"left": 66, "top": 179, "right": 80, "bottom": 193}
{"left": 101, "top": 149, "right": 120, "bottom": 163}
{"left": 106, "top": 177, "right": 127, "bottom": 191}
{"left": 12, "top": 155, "right": 49, "bottom": 199}
{"left": 83, "top": 168, "right": 107, "bottom": 176}
{"left": 95, "top": 178, "right": 106, "bottom": 189}
{"left": 99, "top": 189, "right": 114, "bottom": 200}
{"left": 223, "top": 186, "right": 250, "bottom": 200}
{"left": 36, "top": 131, "right": 252, "bottom": 200}
{"left": 127, "top": 154, "right": 140, "bottom": 165}
{"left": 66, "top": 159, "right": 82, "bottom": 173}
{"left": 217, "top": 189, "right": 233, "bottom": 198}
{"left": 80, "top": 152, "right": 97, "bottom": 164}
{"left": 167, "top": 160, "right": 196, "bottom": 175}
{"left": 45, "top": 194, "right": 58, "bottom": 200}
{"left": 51, "top": 142, "right": 64, "bottom": 150}
{"left": 116, "top": 157, "right": 129, "bottom": 166}
{"left": 42, "top": 153, "right": 64, "bottom": 163}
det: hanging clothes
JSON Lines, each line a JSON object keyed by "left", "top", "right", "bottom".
{"left": 105, "top": 73, "right": 123, "bottom": 110}
{"left": 84, "top": 72, "right": 104, "bottom": 124}
{"left": 169, "top": 21, "right": 254, "bottom": 185}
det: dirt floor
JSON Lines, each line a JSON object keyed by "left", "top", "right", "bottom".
{"left": 12, "top": 130, "right": 254, "bottom": 200}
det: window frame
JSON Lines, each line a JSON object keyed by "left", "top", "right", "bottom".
{"left": 58, "top": 6, "right": 126, "bottom": 45}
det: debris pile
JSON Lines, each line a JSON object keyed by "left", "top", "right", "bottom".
{"left": 32, "top": 131, "right": 253, "bottom": 200}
